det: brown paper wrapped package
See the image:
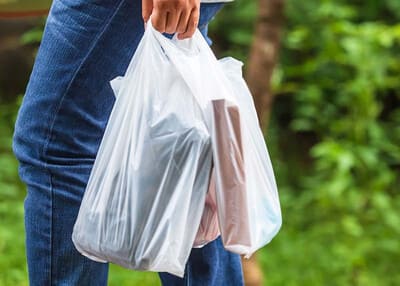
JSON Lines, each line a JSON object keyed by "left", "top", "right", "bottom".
{"left": 211, "top": 99, "right": 251, "bottom": 249}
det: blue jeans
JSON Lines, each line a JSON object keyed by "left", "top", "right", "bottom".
{"left": 12, "top": 0, "right": 244, "bottom": 285}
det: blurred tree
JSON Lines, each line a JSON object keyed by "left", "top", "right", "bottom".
{"left": 261, "top": 0, "right": 400, "bottom": 284}
{"left": 240, "top": 0, "right": 285, "bottom": 285}
{"left": 0, "top": 18, "right": 42, "bottom": 101}
{"left": 246, "top": 0, "right": 285, "bottom": 129}
{"left": 212, "top": 0, "right": 400, "bottom": 285}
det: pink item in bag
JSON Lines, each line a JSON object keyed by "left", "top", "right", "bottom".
{"left": 193, "top": 168, "right": 220, "bottom": 248}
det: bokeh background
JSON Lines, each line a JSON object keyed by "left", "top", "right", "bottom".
{"left": 1, "top": 0, "right": 399, "bottom": 285}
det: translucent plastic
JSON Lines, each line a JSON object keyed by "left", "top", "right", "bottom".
{"left": 72, "top": 22, "right": 213, "bottom": 277}
{"left": 192, "top": 57, "right": 282, "bottom": 257}
{"left": 193, "top": 168, "right": 220, "bottom": 248}
{"left": 72, "top": 20, "right": 282, "bottom": 277}
{"left": 214, "top": 57, "right": 282, "bottom": 257}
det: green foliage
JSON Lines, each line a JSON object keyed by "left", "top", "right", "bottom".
{"left": 255, "top": 0, "right": 400, "bottom": 285}
{"left": 213, "top": 0, "right": 399, "bottom": 284}
{"left": 210, "top": 0, "right": 257, "bottom": 61}
{"left": 0, "top": 97, "right": 28, "bottom": 286}
{"left": 20, "top": 26, "right": 44, "bottom": 45}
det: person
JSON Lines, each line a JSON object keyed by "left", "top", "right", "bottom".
{"left": 12, "top": 0, "right": 244, "bottom": 285}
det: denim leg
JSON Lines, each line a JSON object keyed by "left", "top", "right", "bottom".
{"left": 21, "top": 164, "right": 109, "bottom": 286}
{"left": 159, "top": 237, "right": 244, "bottom": 286}
{"left": 13, "top": 0, "right": 241, "bottom": 285}
{"left": 15, "top": 0, "right": 142, "bottom": 284}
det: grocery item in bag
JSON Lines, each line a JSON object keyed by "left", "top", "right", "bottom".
{"left": 214, "top": 57, "right": 282, "bottom": 257}
{"left": 193, "top": 168, "right": 220, "bottom": 247}
{"left": 72, "top": 22, "right": 213, "bottom": 277}
{"left": 211, "top": 99, "right": 251, "bottom": 248}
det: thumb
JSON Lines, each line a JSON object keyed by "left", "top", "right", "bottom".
{"left": 142, "top": 0, "right": 153, "bottom": 23}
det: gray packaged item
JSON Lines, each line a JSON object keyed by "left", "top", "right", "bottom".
{"left": 72, "top": 23, "right": 212, "bottom": 277}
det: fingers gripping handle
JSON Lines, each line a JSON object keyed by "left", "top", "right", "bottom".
{"left": 145, "top": 18, "right": 212, "bottom": 108}
{"left": 146, "top": 18, "right": 203, "bottom": 57}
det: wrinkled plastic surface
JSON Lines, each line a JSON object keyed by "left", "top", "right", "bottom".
{"left": 192, "top": 57, "right": 282, "bottom": 257}
{"left": 214, "top": 57, "right": 282, "bottom": 257}
{"left": 72, "top": 19, "right": 282, "bottom": 277}
{"left": 72, "top": 22, "right": 213, "bottom": 277}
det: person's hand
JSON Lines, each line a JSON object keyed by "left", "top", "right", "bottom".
{"left": 142, "top": 0, "right": 200, "bottom": 40}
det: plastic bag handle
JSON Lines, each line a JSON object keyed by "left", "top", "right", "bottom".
{"left": 146, "top": 18, "right": 204, "bottom": 58}
{"left": 144, "top": 17, "right": 219, "bottom": 110}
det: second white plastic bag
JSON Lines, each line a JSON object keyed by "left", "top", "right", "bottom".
{"left": 190, "top": 56, "right": 282, "bottom": 257}
{"left": 214, "top": 57, "right": 282, "bottom": 257}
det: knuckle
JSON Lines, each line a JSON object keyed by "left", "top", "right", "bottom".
{"left": 188, "top": 29, "right": 195, "bottom": 37}
{"left": 176, "top": 0, "right": 186, "bottom": 8}
{"left": 190, "top": 20, "right": 198, "bottom": 29}
{"left": 153, "top": 23, "right": 164, "bottom": 32}
{"left": 177, "top": 26, "right": 186, "bottom": 33}
{"left": 156, "top": 0, "right": 169, "bottom": 8}
{"left": 191, "top": 5, "right": 199, "bottom": 13}
{"left": 142, "top": 12, "right": 149, "bottom": 20}
{"left": 157, "top": 0, "right": 184, "bottom": 10}
{"left": 172, "top": 0, "right": 181, "bottom": 9}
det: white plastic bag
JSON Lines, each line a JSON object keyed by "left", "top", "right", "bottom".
{"left": 72, "top": 21, "right": 213, "bottom": 277}
{"left": 214, "top": 57, "right": 282, "bottom": 257}
{"left": 190, "top": 56, "right": 282, "bottom": 257}
{"left": 72, "top": 19, "right": 282, "bottom": 276}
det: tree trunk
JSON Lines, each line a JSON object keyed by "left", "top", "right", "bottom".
{"left": 245, "top": 0, "right": 285, "bottom": 129}
{"left": 242, "top": 0, "right": 285, "bottom": 285}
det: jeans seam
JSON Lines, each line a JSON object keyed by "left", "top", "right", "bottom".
{"left": 49, "top": 171, "right": 54, "bottom": 285}
{"left": 40, "top": 0, "right": 126, "bottom": 170}
{"left": 186, "top": 262, "right": 191, "bottom": 286}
